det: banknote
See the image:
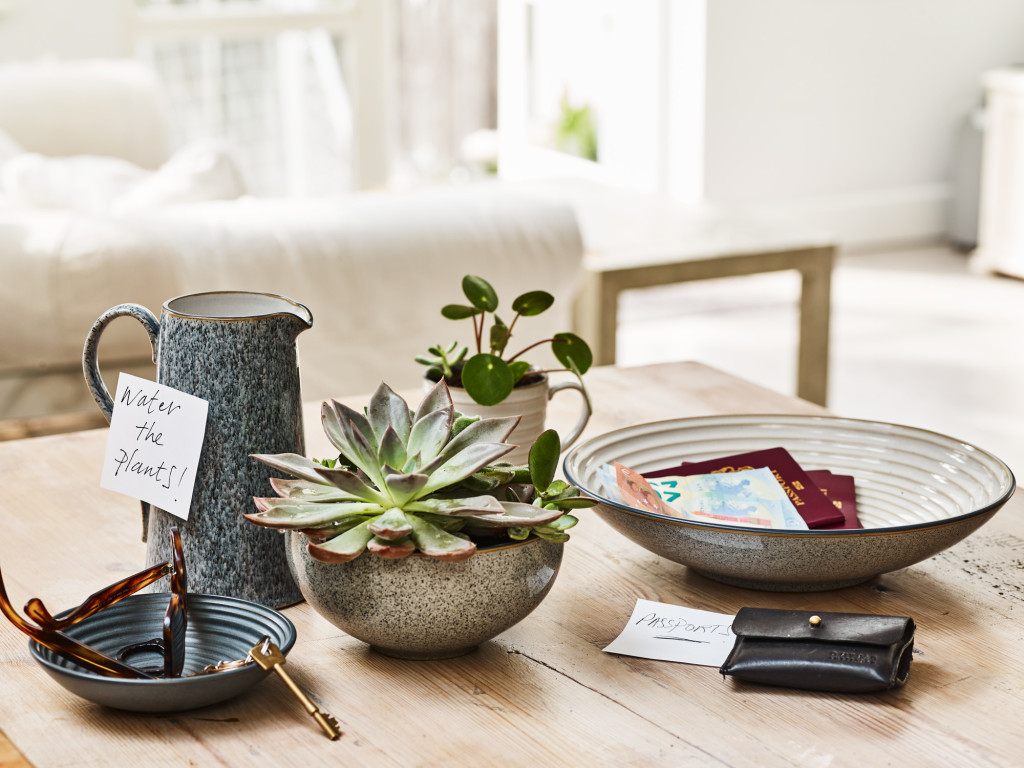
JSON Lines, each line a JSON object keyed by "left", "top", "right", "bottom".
{"left": 599, "top": 463, "right": 808, "bottom": 530}
{"left": 642, "top": 447, "right": 844, "bottom": 528}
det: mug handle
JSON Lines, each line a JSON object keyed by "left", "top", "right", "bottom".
{"left": 82, "top": 303, "right": 160, "bottom": 422}
{"left": 548, "top": 379, "right": 592, "bottom": 453}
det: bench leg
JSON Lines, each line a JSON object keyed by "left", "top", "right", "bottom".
{"left": 796, "top": 246, "right": 834, "bottom": 406}
{"left": 574, "top": 270, "right": 619, "bottom": 366}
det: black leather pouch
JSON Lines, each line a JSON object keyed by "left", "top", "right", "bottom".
{"left": 720, "top": 608, "right": 915, "bottom": 693}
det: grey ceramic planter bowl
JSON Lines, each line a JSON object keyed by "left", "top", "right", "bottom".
{"left": 563, "top": 414, "right": 1015, "bottom": 592}
{"left": 287, "top": 533, "right": 564, "bottom": 659}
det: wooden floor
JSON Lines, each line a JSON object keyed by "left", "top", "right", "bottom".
{"left": 0, "top": 411, "right": 107, "bottom": 442}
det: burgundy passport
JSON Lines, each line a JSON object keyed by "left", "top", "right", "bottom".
{"left": 806, "top": 470, "right": 861, "bottom": 529}
{"left": 642, "top": 447, "right": 845, "bottom": 528}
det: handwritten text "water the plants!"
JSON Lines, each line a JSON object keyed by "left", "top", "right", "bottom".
{"left": 100, "top": 373, "right": 209, "bottom": 520}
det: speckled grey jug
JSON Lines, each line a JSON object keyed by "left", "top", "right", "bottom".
{"left": 83, "top": 291, "right": 313, "bottom": 608}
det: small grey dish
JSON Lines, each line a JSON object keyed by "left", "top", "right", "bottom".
{"left": 563, "top": 414, "right": 1016, "bottom": 592}
{"left": 30, "top": 593, "right": 296, "bottom": 712}
{"left": 287, "top": 533, "right": 564, "bottom": 659}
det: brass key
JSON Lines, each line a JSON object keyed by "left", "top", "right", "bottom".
{"left": 250, "top": 639, "right": 341, "bottom": 741}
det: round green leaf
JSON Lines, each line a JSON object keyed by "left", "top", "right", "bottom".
{"left": 442, "top": 304, "right": 477, "bottom": 320}
{"left": 462, "top": 353, "right": 514, "bottom": 406}
{"left": 462, "top": 275, "right": 499, "bottom": 312}
{"left": 552, "top": 333, "right": 593, "bottom": 374}
{"left": 508, "top": 360, "right": 531, "bottom": 385}
{"left": 529, "top": 429, "right": 560, "bottom": 493}
{"left": 511, "top": 290, "right": 554, "bottom": 316}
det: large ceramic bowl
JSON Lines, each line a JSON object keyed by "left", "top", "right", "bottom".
{"left": 563, "top": 414, "right": 1015, "bottom": 591}
{"left": 30, "top": 593, "right": 296, "bottom": 712}
{"left": 287, "top": 534, "right": 563, "bottom": 659}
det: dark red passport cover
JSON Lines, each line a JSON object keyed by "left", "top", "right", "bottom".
{"left": 642, "top": 447, "right": 845, "bottom": 528}
{"left": 806, "top": 470, "right": 861, "bottom": 529}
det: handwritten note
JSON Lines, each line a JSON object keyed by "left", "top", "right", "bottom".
{"left": 603, "top": 599, "right": 737, "bottom": 666}
{"left": 100, "top": 373, "right": 209, "bottom": 520}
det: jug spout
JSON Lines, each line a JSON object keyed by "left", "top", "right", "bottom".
{"left": 286, "top": 301, "right": 314, "bottom": 335}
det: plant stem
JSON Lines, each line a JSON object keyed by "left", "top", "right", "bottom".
{"left": 500, "top": 313, "right": 522, "bottom": 358}
{"left": 506, "top": 338, "right": 553, "bottom": 363}
{"left": 472, "top": 311, "right": 483, "bottom": 354}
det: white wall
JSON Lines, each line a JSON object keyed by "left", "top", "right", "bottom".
{"left": 704, "top": 0, "right": 1024, "bottom": 246}
{"left": 0, "top": 0, "right": 129, "bottom": 62}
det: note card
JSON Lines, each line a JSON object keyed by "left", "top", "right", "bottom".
{"left": 100, "top": 373, "right": 209, "bottom": 520}
{"left": 604, "top": 599, "right": 737, "bottom": 667}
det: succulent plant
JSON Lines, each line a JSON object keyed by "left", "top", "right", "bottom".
{"left": 416, "top": 275, "right": 593, "bottom": 406}
{"left": 246, "top": 381, "right": 591, "bottom": 563}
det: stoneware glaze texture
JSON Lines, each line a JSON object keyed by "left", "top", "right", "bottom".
{"left": 287, "top": 534, "right": 564, "bottom": 659}
{"left": 84, "top": 292, "right": 312, "bottom": 608}
{"left": 563, "top": 414, "right": 1015, "bottom": 591}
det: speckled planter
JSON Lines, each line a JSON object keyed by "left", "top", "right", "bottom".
{"left": 83, "top": 292, "right": 312, "bottom": 608}
{"left": 286, "top": 534, "right": 565, "bottom": 659}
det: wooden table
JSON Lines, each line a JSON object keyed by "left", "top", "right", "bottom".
{"left": 1, "top": 362, "right": 1022, "bottom": 766}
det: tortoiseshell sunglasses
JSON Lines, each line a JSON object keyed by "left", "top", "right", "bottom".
{"left": 0, "top": 527, "right": 188, "bottom": 679}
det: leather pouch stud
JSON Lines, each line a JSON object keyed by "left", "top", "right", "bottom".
{"left": 720, "top": 607, "right": 915, "bottom": 693}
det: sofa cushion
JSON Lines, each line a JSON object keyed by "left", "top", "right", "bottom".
{"left": 0, "top": 59, "right": 171, "bottom": 170}
{"left": 2, "top": 139, "right": 247, "bottom": 216}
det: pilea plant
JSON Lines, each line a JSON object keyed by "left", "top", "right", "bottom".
{"left": 246, "top": 381, "right": 593, "bottom": 562}
{"left": 416, "top": 275, "right": 593, "bottom": 406}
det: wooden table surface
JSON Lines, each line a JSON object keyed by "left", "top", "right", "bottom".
{"left": 1, "top": 362, "right": 1022, "bottom": 767}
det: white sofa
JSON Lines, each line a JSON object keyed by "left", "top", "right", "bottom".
{"left": 0, "top": 60, "right": 584, "bottom": 424}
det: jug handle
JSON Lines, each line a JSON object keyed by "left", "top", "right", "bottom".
{"left": 82, "top": 304, "right": 160, "bottom": 422}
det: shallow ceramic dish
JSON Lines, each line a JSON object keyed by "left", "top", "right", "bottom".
{"left": 563, "top": 414, "right": 1015, "bottom": 591}
{"left": 30, "top": 593, "right": 296, "bottom": 712}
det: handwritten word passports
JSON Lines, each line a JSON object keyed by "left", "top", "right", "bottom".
{"left": 643, "top": 448, "right": 845, "bottom": 528}
{"left": 604, "top": 599, "right": 736, "bottom": 666}
{"left": 100, "top": 373, "right": 209, "bottom": 520}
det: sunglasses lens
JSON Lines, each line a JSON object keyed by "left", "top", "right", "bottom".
{"left": 163, "top": 592, "right": 187, "bottom": 678}
{"left": 116, "top": 638, "right": 167, "bottom": 678}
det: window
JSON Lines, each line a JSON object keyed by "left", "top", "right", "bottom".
{"left": 131, "top": 0, "right": 389, "bottom": 195}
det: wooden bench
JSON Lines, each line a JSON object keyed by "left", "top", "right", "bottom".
{"left": 519, "top": 179, "right": 836, "bottom": 406}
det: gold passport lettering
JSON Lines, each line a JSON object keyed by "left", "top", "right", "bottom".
{"left": 770, "top": 468, "right": 806, "bottom": 506}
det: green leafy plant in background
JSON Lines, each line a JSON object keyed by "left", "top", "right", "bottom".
{"left": 556, "top": 92, "right": 598, "bottom": 162}
{"left": 246, "top": 381, "right": 592, "bottom": 563}
{"left": 416, "top": 275, "right": 593, "bottom": 406}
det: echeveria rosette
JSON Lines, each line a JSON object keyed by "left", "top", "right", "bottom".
{"left": 246, "top": 381, "right": 583, "bottom": 563}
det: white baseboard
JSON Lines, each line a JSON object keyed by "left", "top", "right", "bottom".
{"left": 733, "top": 184, "right": 952, "bottom": 250}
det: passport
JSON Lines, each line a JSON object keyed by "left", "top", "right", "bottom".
{"left": 642, "top": 447, "right": 845, "bottom": 528}
{"left": 806, "top": 470, "right": 861, "bottom": 529}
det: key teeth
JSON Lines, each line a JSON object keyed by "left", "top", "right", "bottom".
{"left": 315, "top": 711, "right": 342, "bottom": 741}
